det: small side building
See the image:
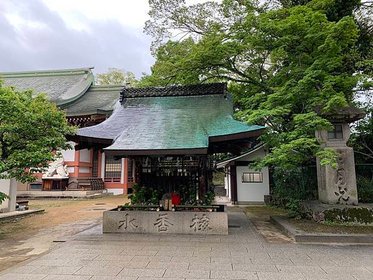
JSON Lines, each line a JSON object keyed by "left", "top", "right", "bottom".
{"left": 217, "top": 144, "right": 270, "bottom": 204}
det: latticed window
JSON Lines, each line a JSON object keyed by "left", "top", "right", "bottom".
{"left": 242, "top": 172, "right": 263, "bottom": 183}
{"left": 92, "top": 150, "right": 99, "bottom": 177}
{"left": 104, "top": 155, "right": 121, "bottom": 182}
{"left": 127, "top": 158, "right": 134, "bottom": 182}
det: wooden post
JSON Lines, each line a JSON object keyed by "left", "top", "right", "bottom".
{"left": 230, "top": 163, "right": 238, "bottom": 204}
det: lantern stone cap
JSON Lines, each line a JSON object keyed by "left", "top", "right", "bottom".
{"left": 316, "top": 105, "right": 365, "bottom": 123}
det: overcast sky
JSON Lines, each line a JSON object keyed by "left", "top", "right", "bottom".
{"left": 0, "top": 0, "right": 207, "bottom": 78}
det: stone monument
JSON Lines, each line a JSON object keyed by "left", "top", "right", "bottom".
{"left": 315, "top": 107, "right": 365, "bottom": 205}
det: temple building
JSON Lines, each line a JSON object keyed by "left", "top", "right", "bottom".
{"left": 72, "top": 83, "right": 266, "bottom": 202}
{"left": 0, "top": 67, "right": 128, "bottom": 195}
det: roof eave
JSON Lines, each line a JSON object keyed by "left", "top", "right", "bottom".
{"left": 209, "top": 128, "right": 265, "bottom": 143}
{"left": 104, "top": 148, "right": 208, "bottom": 156}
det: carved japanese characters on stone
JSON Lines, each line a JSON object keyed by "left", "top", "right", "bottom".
{"left": 118, "top": 213, "right": 138, "bottom": 230}
{"left": 154, "top": 213, "right": 173, "bottom": 232}
{"left": 190, "top": 214, "right": 211, "bottom": 232}
{"left": 334, "top": 151, "right": 350, "bottom": 203}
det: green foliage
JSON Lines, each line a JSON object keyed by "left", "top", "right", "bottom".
{"left": 357, "top": 176, "right": 373, "bottom": 203}
{"left": 144, "top": 0, "right": 371, "bottom": 169}
{"left": 129, "top": 184, "right": 161, "bottom": 205}
{"left": 270, "top": 166, "right": 318, "bottom": 216}
{"left": 178, "top": 183, "right": 197, "bottom": 205}
{"left": 96, "top": 68, "right": 138, "bottom": 86}
{"left": 350, "top": 93, "right": 373, "bottom": 164}
{"left": 201, "top": 191, "right": 215, "bottom": 206}
{"left": 0, "top": 82, "right": 75, "bottom": 183}
{"left": 0, "top": 192, "right": 8, "bottom": 204}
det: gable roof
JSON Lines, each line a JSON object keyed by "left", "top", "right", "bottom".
{"left": 75, "top": 83, "right": 265, "bottom": 155}
{"left": 216, "top": 143, "right": 265, "bottom": 168}
{"left": 0, "top": 67, "right": 94, "bottom": 106}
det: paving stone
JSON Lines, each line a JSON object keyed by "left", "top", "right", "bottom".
{"left": 210, "top": 270, "right": 258, "bottom": 279}
{"left": 138, "top": 278, "right": 184, "bottom": 280}
{"left": 94, "top": 254, "right": 133, "bottom": 261}
{"left": 26, "top": 259, "right": 71, "bottom": 267}
{"left": 122, "top": 261, "right": 150, "bottom": 269}
{"left": 188, "top": 263, "right": 232, "bottom": 271}
{"left": 42, "top": 275, "right": 92, "bottom": 280}
{"left": 171, "top": 256, "right": 210, "bottom": 263}
{"left": 257, "top": 272, "right": 306, "bottom": 280}
{"left": 74, "top": 265, "right": 124, "bottom": 276}
{"left": 164, "top": 269, "right": 209, "bottom": 279}
{"left": 276, "top": 265, "right": 325, "bottom": 274}
{"left": 30, "top": 266, "right": 82, "bottom": 275}
{"left": 116, "top": 268, "right": 165, "bottom": 277}
{"left": 90, "top": 277, "right": 137, "bottom": 280}
{"left": 0, "top": 274, "right": 47, "bottom": 280}
{"left": 146, "top": 261, "right": 189, "bottom": 269}
{"left": 6, "top": 265, "right": 39, "bottom": 274}
{"left": 233, "top": 264, "right": 278, "bottom": 272}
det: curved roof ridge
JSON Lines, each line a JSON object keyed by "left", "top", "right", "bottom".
{"left": 0, "top": 67, "right": 94, "bottom": 78}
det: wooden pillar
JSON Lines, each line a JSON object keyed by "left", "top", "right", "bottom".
{"left": 230, "top": 163, "right": 238, "bottom": 204}
{"left": 73, "top": 150, "right": 80, "bottom": 177}
{"left": 198, "top": 156, "right": 208, "bottom": 200}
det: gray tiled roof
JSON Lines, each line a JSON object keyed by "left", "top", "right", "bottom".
{"left": 64, "top": 85, "right": 122, "bottom": 117}
{"left": 0, "top": 67, "right": 94, "bottom": 106}
{"left": 77, "top": 83, "right": 265, "bottom": 154}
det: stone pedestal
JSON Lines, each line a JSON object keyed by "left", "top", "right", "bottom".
{"left": 317, "top": 147, "right": 358, "bottom": 205}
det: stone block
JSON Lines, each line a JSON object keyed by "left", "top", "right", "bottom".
{"left": 103, "top": 210, "right": 228, "bottom": 235}
{"left": 317, "top": 147, "right": 358, "bottom": 205}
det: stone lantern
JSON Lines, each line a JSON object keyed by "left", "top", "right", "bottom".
{"left": 315, "top": 107, "right": 365, "bottom": 205}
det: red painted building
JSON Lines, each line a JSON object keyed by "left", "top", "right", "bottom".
{"left": 1, "top": 67, "right": 132, "bottom": 195}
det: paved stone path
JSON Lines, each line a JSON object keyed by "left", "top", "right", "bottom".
{"left": 1, "top": 210, "right": 373, "bottom": 280}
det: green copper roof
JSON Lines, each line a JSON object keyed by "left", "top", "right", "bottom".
{"left": 77, "top": 83, "right": 265, "bottom": 154}
{"left": 0, "top": 67, "right": 94, "bottom": 106}
{"left": 63, "top": 85, "right": 121, "bottom": 117}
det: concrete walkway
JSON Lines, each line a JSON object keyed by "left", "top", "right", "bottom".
{"left": 1, "top": 210, "right": 373, "bottom": 280}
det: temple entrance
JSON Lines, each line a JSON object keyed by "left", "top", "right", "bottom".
{"left": 132, "top": 155, "right": 211, "bottom": 204}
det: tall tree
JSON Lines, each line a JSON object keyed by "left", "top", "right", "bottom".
{"left": 0, "top": 82, "right": 75, "bottom": 183}
{"left": 96, "top": 68, "right": 138, "bottom": 86}
{"left": 143, "top": 0, "right": 372, "bottom": 168}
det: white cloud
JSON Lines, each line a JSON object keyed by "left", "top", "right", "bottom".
{"left": 40, "top": 0, "right": 150, "bottom": 32}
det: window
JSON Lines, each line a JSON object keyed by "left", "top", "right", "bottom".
{"left": 328, "top": 124, "right": 343, "bottom": 139}
{"left": 104, "top": 155, "right": 121, "bottom": 182}
{"left": 92, "top": 150, "right": 99, "bottom": 177}
{"left": 127, "top": 158, "right": 134, "bottom": 182}
{"left": 242, "top": 172, "right": 263, "bottom": 183}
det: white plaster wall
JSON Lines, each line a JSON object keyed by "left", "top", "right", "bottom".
{"left": 107, "top": 188, "right": 124, "bottom": 195}
{"left": 61, "top": 142, "right": 76, "bottom": 161}
{"left": 80, "top": 149, "right": 90, "bottom": 163}
{"left": 225, "top": 167, "right": 232, "bottom": 200}
{"left": 236, "top": 166, "right": 269, "bottom": 203}
{"left": 0, "top": 179, "right": 10, "bottom": 212}
{"left": 79, "top": 167, "right": 90, "bottom": 174}
{"left": 67, "top": 167, "right": 75, "bottom": 174}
